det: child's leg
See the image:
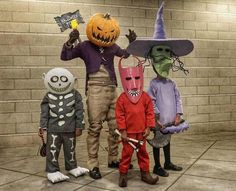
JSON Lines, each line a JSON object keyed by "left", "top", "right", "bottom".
{"left": 153, "top": 147, "right": 161, "bottom": 168}
{"left": 119, "top": 140, "right": 134, "bottom": 187}
{"left": 135, "top": 133, "right": 158, "bottom": 185}
{"left": 119, "top": 141, "right": 134, "bottom": 174}
{"left": 163, "top": 142, "right": 171, "bottom": 165}
{"left": 152, "top": 146, "right": 169, "bottom": 177}
{"left": 46, "top": 132, "right": 62, "bottom": 172}
{"left": 63, "top": 132, "right": 77, "bottom": 171}
{"left": 163, "top": 142, "right": 182, "bottom": 171}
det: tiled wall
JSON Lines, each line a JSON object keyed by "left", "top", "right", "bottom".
{"left": 0, "top": 0, "right": 236, "bottom": 146}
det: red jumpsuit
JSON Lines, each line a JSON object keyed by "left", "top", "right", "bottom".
{"left": 115, "top": 92, "right": 155, "bottom": 174}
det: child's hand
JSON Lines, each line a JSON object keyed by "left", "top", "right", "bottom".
{"left": 120, "top": 130, "right": 128, "bottom": 142}
{"left": 174, "top": 114, "right": 181, "bottom": 126}
{"left": 76, "top": 128, "right": 82, "bottom": 137}
{"left": 38, "top": 128, "right": 44, "bottom": 138}
{"left": 143, "top": 127, "right": 150, "bottom": 138}
{"left": 156, "top": 121, "right": 164, "bottom": 129}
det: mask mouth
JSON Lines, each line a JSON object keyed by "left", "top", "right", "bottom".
{"left": 92, "top": 29, "right": 118, "bottom": 45}
{"left": 48, "top": 82, "right": 71, "bottom": 93}
{"left": 127, "top": 89, "right": 141, "bottom": 97}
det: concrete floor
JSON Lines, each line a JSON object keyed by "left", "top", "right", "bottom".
{"left": 0, "top": 130, "right": 236, "bottom": 191}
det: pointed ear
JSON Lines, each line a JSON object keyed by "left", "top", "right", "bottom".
{"left": 42, "top": 73, "right": 46, "bottom": 80}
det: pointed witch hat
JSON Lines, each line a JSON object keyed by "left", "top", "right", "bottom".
{"left": 127, "top": 1, "right": 194, "bottom": 58}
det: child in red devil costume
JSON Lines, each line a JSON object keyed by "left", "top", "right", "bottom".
{"left": 115, "top": 57, "right": 159, "bottom": 187}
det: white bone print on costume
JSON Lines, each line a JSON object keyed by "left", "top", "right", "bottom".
{"left": 48, "top": 94, "right": 57, "bottom": 100}
{"left": 50, "top": 110, "right": 57, "bottom": 117}
{"left": 66, "top": 109, "right": 75, "bottom": 117}
{"left": 67, "top": 100, "right": 75, "bottom": 106}
{"left": 49, "top": 104, "right": 56, "bottom": 108}
{"left": 50, "top": 150, "right": 57, "bottom": 162}
{"left": 59, "top": 108, "right": 63, "bottom": 112}
{"left": 51, "top": 134, "right": 58, "bottom": 148}
{"left": 69, "top": 138, "right": 74, "bottom": 150}
{"left": 64, "top": 93, "right": 73, "bottom": 99}
{"left": 59, "top": 102, "right": 63, "bottom": 106}
{"left": 70, "top": 151, "right": 75, "bottom": 162}
{"left": 58, "top": 121, "right": 65, "bottom": 126}
{"left": 59, "top": 96, "right": 63, "bottom": 100}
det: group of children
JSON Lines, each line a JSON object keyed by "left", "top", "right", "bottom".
{"left": 38, "top": 2, "right": 193, "bottom": 187}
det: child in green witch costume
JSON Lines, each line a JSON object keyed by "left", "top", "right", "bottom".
{"left": 127, "top": 1, "right": 194, "bottom": 177}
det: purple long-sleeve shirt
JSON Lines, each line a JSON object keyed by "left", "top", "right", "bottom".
{"left": 147, "top": 78, "right": 183, "bottom": 125}
{"left": 61, "top": 40, "right": 129, "bottom": 89}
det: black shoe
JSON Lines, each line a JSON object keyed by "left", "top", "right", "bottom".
{"left": 153, "top": 166, "right": 169, "bottom": 177}
{"left": 108, "top": 161, "right": 119, "bottom": 168}
{"left": 164, "top": 162, "right": 183, "bottom": 171}
{"left": 89, "top": 167, "right": 102, "bottom": 179}
{"left": 108, "top": 161, "right": 133, "bottom": 169}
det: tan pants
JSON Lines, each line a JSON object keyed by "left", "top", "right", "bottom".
{"left": 86, "top": 84, "right": 119, "bottom": 170}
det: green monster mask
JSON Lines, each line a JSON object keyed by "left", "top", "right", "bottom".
{"left": 150, "top": 45, "right": 172, "bottom": 78}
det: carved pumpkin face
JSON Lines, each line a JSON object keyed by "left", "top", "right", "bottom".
{"left": 86, "top": 13, "right": 120, "bottom": 47}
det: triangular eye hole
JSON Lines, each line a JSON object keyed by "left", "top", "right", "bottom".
{"left": 97, "top": 26, "right": 102, "bottom": 31}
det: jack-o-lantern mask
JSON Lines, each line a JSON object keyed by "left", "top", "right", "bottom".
{"left": 86, "top": 13, "right": 120, "bottom": 47}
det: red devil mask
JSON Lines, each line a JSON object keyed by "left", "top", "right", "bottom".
{"left": 119, "top": 57, "right": 144, "bottom": 104}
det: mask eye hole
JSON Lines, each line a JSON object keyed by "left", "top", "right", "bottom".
{"left": 60, "top": 76, "right": 68, "bottom": 82}
{"left": 165, "top": 49, "right": 170, "bottom": 52}
{"left": 110, "top": 29, "right": 114, "bottom": 32}
{"left": 97, "top": 26, "right": 102, "bottom": 31}
{"left": 156, "top": 48, "right": 163, "bottom": 51}
{"left": 135, "top": 76, "right": 140, "bottom": 80}
{"left": 51, "top": 76, "right": 59, "bottom": 83}
{"left": 125, "top": 77, "right": 132, "bottom": 81}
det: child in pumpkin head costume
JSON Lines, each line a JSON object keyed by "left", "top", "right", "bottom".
{"left": 61, "top": 13, "right": 136, "bottom": 179}
{"left": 127, "top": 2, "right": 194, "bottom": 177}
{"left": 115, "top": 58, "right": 159, "bottom": 187}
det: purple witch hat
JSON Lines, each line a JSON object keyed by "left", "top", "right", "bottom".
{"left": 127, "top": 1, "right": 194, "bottom": 57}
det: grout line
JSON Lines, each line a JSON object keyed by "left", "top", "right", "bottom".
{"left": 165, "top": 140, "right": 217, "bottom": 191}
{"left": 183, "top": 173, "right": 236, "bottom": 182}
{"left": 0, "top": 174, "right": 31, "bottom": 188}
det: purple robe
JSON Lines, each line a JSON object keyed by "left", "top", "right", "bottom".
{"left": 147, "top": 78, "right": 183, "bottom": 125}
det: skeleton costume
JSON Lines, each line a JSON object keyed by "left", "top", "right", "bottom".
{"left": 40, "top": 68, "right": 88, "bottom": 183}
{"left": 127, "top": 2, "right": 194, "bottom": 177}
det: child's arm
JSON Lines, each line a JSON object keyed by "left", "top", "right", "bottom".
{"left": 144, "top": 94, "right": 156, "bottom": 138}
{"left": 39, "top": 95, "right": 49, "bottom": 137}
{"left": 115, "top": 95, "right": 128, "bottom": 141}
{"left": 147, "top": 81, "right": 160, "bottom": 115}
{"left": 75, "top": 90, "right": 85, "bottom": 136}
{"left": 173, "top": 82, "right": 183, "bottom": 125}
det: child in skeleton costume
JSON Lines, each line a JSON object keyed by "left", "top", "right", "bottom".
{"left": 115, "top": 58, "right": 159, "bottom": 187}
{"left": 61, "top": 13, "right": 136, "bottom": 179}
{"left": 38, "top": 68, "right": 89, "bottom": 183}
{"left": 127, "top": 2, "right": 193, "bottom": 177}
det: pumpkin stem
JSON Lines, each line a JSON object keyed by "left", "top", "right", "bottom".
{"left": 104, "top": 13, "right": 111, "bottom": 19}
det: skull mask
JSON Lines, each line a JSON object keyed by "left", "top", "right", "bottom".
{"left": 150, "top": 45, "right": 172, "bottom": 78}
{"left": 43, "top": 68, "right": 75, "bottom": 95}
{"left": 119, "top": 58, "right": 144, "bottom": 104}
